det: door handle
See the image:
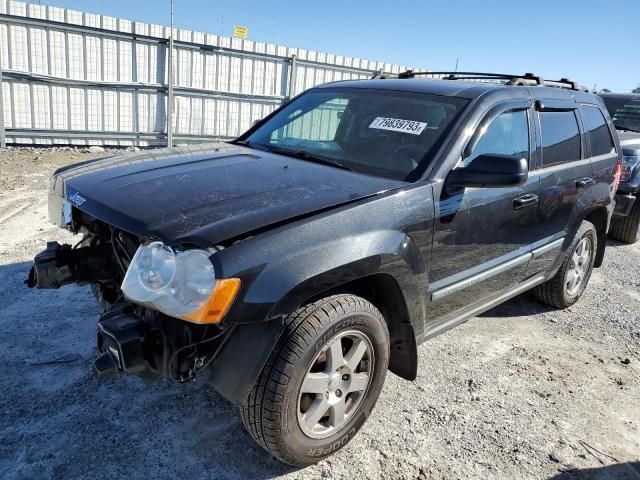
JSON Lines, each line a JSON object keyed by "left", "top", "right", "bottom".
{"left": 576, "top": 177, "right": 594, "bottom": 188}
{"left": 513, "top": 193, "right": 539, "bottom": 210}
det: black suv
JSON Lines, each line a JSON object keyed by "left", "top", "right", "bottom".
{"left": 600, "top": 93, "right": 640, "bottom": 243}
{"left": 28, "top": 72, "right": 622, "bottom": 466}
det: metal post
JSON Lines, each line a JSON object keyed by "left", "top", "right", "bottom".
{"left": 166, "top": 0, "right": 175, "bottom": 147}
{"left": 0, "top": 70, "right": 5, "bottom": 149}
{"left": 285, "top": 54, "right": 297, "bottom": 102}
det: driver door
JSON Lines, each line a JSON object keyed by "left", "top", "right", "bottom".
{"left": 427, "top": 101, "right": 541, "bottom": 326}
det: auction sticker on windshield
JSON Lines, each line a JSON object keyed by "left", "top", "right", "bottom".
{"left": 369, "top": 117, "right": 428, "bottom": 135}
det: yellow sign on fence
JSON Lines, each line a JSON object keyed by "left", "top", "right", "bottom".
{"left": 233, "top": 25, "right": 248, "bottom": 39}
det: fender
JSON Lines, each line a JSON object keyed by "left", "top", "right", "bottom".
{"left": 207, "top": 244, "right": 426, "bottom": 405}
{"left": 565, "top": 154, "right": 617, "bottom": 267}
{"left": 261, "top": 231, "right": 425, "bottom": 321}
{"left": 207, "top": 185, "right": 435, "bottom": 404}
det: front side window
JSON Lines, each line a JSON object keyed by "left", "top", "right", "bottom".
{"left": 245, "top": 88, "right": 469, "bottom": 181}
{"left": 581, "top": 105, "right": 616, "bottom": 157}
{"left": 539, "top": 111, "right": 581, "bottom": 167}
{"left": 464, "top": 109, "right": 529, "bottom": 166}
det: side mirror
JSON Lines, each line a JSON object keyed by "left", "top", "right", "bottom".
{"left": 448, "top": 154, "right": 528, "bottom": 189}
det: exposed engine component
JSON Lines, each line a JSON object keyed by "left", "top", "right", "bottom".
{"left": 94, "top": 305, "right": 226, "bottom": 383}
{"left": 25, "top": 241, "right": 117, "bottom": 289}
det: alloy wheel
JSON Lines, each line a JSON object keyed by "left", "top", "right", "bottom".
{"left": 297, "top": 330, "right": 374, "bottom": 439}
{"left": 566, "top": 237, "right": 592, "bottom": 296}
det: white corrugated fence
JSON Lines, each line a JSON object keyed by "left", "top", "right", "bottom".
{"left": 0, "top": 0, "right": 419, "bottom": 146}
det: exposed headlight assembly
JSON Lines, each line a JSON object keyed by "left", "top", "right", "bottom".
{"left": 121, "top": 241, "right": 240, "bottom": 324}
{"left": 621, "top": 156, "right": 640, "bottom": 182}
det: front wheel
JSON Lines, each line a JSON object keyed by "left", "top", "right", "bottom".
{"left": 533, "top": 220, "right": 597, "bottom": 309}
{"left": 241, "top": 294, "right": 389, "bottom": 466}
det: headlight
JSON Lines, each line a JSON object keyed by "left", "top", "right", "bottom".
{"left": 621, "top": 156, "right": 639, "bottom": 182}
{"left": 121, "top": 241, "right": 240, "bottom": 324}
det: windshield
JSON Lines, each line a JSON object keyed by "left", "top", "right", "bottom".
{"left": 602, "top": 96, "right": 640, "bottom": 133}
{"left": 243, "top": 88, "right": 469, "bottom": 181}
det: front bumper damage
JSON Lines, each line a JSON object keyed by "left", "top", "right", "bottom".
{"left": 24, "top": 232, "right": 280, "bottom": 404}
{"left": 94, "top": 304, "right": 286, "bottom": 405}
{"left": 94, "top": 305, "right": 228, "bottom": 383}
{"left": 26, "top": 240, "right": 229, "bottom": 385}
{"left": 30, "top": 173, "right": 288, "bottom": 405}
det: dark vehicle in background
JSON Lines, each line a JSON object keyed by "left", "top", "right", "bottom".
{"left": 600, "top": 93, "right": 640, "bottom": 243}
{"left": 27, "top": 72, "right": 622, "bottom": 466}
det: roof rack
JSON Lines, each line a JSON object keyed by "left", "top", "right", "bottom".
{"left": 377, "top": 70, "right": 589, "bottom": 92}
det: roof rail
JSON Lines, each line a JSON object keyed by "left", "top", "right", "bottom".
{"left": 390, "top": 70, "right": 589, "bottom": 92}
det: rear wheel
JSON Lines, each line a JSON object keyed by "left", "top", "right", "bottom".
{"left": 609, "top": 197, "right": 640, "bottom": 244}
{"left": 241, "top": 294, "right": 389, "bottom": 466}
{"left": 533, "top": 221, "right": 597, "bottom": 309}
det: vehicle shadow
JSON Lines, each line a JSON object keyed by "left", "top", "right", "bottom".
{"left": 605, "top": 237, "right": 633, "bottom": 249}
{"left": 549, "top": 462, "right": 640, "bottom": 480}
{"left": 479, "top": 290, "right": 557, "bottom": 318}
{"left": 0, "top": 261, "right": 298, "bottom": 480}
{"left": 480, "top": 236, "right": 634, "bottom": 319}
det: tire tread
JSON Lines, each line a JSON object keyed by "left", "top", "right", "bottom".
{"left": 533, "top": 221, "right": 596, "bottom": 309}
{"left": 609, "top": 198, "right": 640, "bottom": 244}
{"left": 240, "top": 294, "right": 385, "bottom": 466}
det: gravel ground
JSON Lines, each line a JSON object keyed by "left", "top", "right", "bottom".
{"left": 0, "top": 148, "right": 639, "bottom": 480}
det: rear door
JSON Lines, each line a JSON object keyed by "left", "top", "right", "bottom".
{"left": 427, "top": 100, "right": 540, "bottom": 325}
{"left": 580, "top": 103, "right": 619, "bottom": 193}
{"left": 527, "top": 100, "right": 594, "bottom": 274}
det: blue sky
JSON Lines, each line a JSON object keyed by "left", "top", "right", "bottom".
{"left": 43, "top": 0, "right": 639, "bottom": 92}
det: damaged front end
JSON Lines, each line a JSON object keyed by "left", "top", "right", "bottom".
{"left": 94, "top": 304, "right": 228, "bottom": 383}
{"left": 27, "top": 203, "right": 235, "bottom": 385}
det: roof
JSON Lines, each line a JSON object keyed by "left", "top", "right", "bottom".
{"left": 318, "top": 78, "right": 586, "bottom": 101}
{"left": 317, "top": 78, "right": 517, "bottom": 99}
{"left": 618, "top": 131, "right": 640, "bottom": 149}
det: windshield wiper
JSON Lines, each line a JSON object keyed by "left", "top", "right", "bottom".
{"left": 233, "top": 140, "right": 272, "bottom": 152}
{"left": 266, "top": 146, "right": 354, "bottom": 171}
{"left": 233, "top": 141, "right": 354, "bottom": 171}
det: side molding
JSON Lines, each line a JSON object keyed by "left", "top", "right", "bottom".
{"left": 431, "top": 252, "right": 531, "bottom": 302}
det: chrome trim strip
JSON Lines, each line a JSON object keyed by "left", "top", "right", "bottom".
{"left": 423, "top": 275, "right": 547, "bottom": 342}
{"left": 532, "top": 238, "right": 565, "bottom": 258}
{"left": 431, "top": 252, "right": 532, "bottom": 302}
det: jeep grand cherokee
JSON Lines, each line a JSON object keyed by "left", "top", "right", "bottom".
{"left": 28, "top": 72, "right": 622, "bottom": 466}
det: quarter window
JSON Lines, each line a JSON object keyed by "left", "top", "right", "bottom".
{"left": 539, "top": 111, "right": 581, "bottom": 167}
{"left": 465, "top": 109, "right": 529, "bottom": 166}
{"left": 582, "top": 105, "right": 616, "bottom": 157}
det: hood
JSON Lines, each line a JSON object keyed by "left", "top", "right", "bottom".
{"left": 50, "top": 143, "right": 406, "bottom": 247}
{"left": 617, "top": 130, "right": 640, "bottom": 155}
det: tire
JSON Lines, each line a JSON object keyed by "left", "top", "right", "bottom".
{"left": 533, "top": 221, "right": 597, "bottom": 309}
{"left": 241, "top": 294, "right": 390, "bottom": 466}
{"left": 609, "top": 197, "right": 640, "bottom": 244}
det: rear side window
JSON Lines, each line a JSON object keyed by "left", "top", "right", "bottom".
{"left": 464, "top": 109, "right": 529, "bottom": 166}
{"left": 581, "top": 105, "right": 616, "bottom": 157}
{"left": 539, "top": 111, "right": 581, "bottom": 167}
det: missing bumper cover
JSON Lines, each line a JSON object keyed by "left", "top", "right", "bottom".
{"left": 94, "top": 307, "right": 227, "bottom": 383}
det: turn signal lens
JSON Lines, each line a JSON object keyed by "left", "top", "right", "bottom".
{"left": 181, "top": 278, "right": 241, "bottom": 324}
